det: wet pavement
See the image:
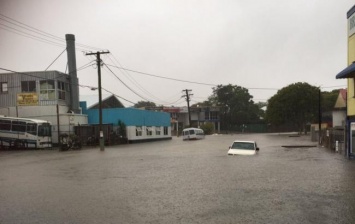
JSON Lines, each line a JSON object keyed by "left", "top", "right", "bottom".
{"left": 1, "top": 133, "right": 355, "bottom": 224}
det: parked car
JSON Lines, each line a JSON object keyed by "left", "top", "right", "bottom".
{"left": 228, "top": 140, "right": 259, "bottom": 155}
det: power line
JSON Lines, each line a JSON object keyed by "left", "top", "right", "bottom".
{"left": 103, "top": 63, "right": 152, "bottom": 102}
{"left": 45, "top": 48, "right": 67, "bottom": 71}
{"left": 106, "top": 54, "right": 183, "bottom": 105}
{"left": 105, "top": 64, "right": 217, "bottom": 87}
{"left": 104, "top": 62, "right": 185, "bottom": 105}
{"left": 105, "top": 64, "right": 282, "bottom": 90}
{"left": 0, "top": 13, "right": 105, "bottom": 52}
{"left": 0, "top": 24, "right": 66, "bottom": 48}
{"left": 106, "top": 55, "right": 161, "bottom": 101}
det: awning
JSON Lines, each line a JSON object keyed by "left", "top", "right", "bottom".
{"left": 336, "top": 62, "right": 355, "bottom": 79}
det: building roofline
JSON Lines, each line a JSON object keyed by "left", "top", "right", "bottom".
{"left": 347, "top": 5, "right": 355, "bottom": 18}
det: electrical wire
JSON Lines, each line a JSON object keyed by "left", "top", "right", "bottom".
{"left": 0, "top": 13, "right": 105, "bottom": 52}
{"left": 103, "top": 62, "right": 185, "bottom": 105}
{"left": 106, "top": 54, "right": 183, "bottom": 104}
{"left": 103, "top": 63, "right": 152, "bottom": 102}
{"left": 78, "top": 84, "right": 135, "bottom": 105}
{"left": 105, "top": 63, "right": 282, "bottom": 90}
{"left": 105, "top": 63, "right": 217, "bottom": 87}
{"left": 0, "top": 24, "right": 66, "bottom": 48}
{"left": 106, "top": 54, "right": 158, "bottom": 99}
{"left": 45, "top": 48, "right": 67, "bottom": 71}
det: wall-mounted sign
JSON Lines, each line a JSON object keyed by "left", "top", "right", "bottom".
{"left": 17, "top": 93, "right": 39, "bottom": 106}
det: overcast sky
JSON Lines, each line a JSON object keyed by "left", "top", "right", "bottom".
{"left": 0, "top": 0, "right": 354, "bottom": 107}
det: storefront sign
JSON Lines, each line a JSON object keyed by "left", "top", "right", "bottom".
{"left": 17, "top": 93, "right": 39, "bottom": 106}
{"left": 163, "top": 107, "right": 180, "bottom": 113}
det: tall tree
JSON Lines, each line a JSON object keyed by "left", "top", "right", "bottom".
{"left": 266, "top": 82, "right": 319, "bottom": 132}
{"left": 134, "top": 101, "right": 156, "bottom": 108}
{"left": 208, "top": 84, "right": 262, "bottom": 129}
{"left": 321, "top": 89, "right": 340, "bottom": 112}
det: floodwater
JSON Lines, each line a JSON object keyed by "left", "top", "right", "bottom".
{"left": 1, "top": 133, "right": 355, "bottom": 224}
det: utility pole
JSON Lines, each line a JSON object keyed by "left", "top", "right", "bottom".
{"left": 182, "top": 89, "right": 193, "bottom": 127}
{"left": 86, "top": 51, "right": 110, "bottom": 151}
{"left": 318, "top": 88, "right": 322, "bottom": 145}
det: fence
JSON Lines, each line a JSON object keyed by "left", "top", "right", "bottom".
{"left": 74, "top": 124, "right": 127, "bottom": 146}
{"left": 313, "top": 127, "right": 346, "bottom": 154}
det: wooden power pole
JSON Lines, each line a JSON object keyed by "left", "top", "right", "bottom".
{"left": 86, "top": 51, "right": 110, "bottom": 151}
{"left": 182, "top": 89, "right": 193, "bottom": 127}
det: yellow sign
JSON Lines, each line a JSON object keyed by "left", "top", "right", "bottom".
{"left": 17, "top": 93, "right": 39, "bottom": 106}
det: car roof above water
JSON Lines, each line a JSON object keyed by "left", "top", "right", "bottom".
{"left": 233, "top": 140, "right": 256, "bottom": 143}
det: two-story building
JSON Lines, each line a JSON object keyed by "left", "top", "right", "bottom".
{"left": 0, "top": 34, "right": 88, "bottom": 144}
{"left": 335, "top": 5, "right": 355, "bottom": 157}
{"left": 145, "top": 106, "right": 220, "bottom": 135}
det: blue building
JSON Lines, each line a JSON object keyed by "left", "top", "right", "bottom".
{"left": 82, "top": 95, "right": 172, "bottom": 143}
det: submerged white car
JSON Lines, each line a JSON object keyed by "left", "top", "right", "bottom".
{"left": 228, "top": 140, "right": 259, "bottom": 155}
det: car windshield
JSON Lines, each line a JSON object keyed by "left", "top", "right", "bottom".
{"left": 231, "top": 142, "right": 255, "bottom": 150}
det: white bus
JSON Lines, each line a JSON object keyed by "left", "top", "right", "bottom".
{"left": 0, "top": 116, "right": 52, "bottom": 149}
{"left": 182, "top": 128, "right": 205, "bottom": 140}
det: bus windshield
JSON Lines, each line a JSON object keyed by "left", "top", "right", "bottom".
{"left": 38, "top": 123, "right": 52, "bottom": 137}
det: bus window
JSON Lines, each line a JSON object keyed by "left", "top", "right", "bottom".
{"left": 0, "top": 119, "right": 11, "bottom": 131}
{"left": 26, "top": 123, "right": 37, "bottom": 135}
{"left": 38, "top": 123, "right": 52, "bottom": 136}
{"left": 189, "top": 130, "right": 195, "bottom": 135}
{"left": 12, "top": 121, "right": 26, "bottom": 132}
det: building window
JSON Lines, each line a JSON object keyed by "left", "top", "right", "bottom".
{"left": 164, "top": 127, "right": 168, "bottom": 135}
{"left": 136, "top": 126, "right": 142, "bottom": 136}
{"left": 205, "top": 111, "right": 218, "bottom": 120}
{"left": 146, "top": 126, "right": 153, "bottom": 136}
{"left": 40, "top": 80, "right": 55, "bottom": 100}
{"left": 155, "top": 126, "right": 161, "bottom": 135}
{"left": 0, "top": 82, "right": 8, "bottom": 93}
{"left": 57, "top": 81, "right": 66, "bottom": 100}
{"left": 211, "top": 112, "right": 218, "bottom": 120}
{"left": 21, "top": 81, "right": 36, "bottom": 92}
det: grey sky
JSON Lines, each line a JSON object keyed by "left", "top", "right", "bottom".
{"left": 0, "top": 0, "right": 353, "bottom": 107}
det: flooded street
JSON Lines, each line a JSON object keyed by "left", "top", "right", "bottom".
{"left": 1, "top": 133, "right": 355, "bottom": 223}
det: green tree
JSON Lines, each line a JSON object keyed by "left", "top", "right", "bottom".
{"left": 117, "top": 120, "right": 127, "bottom": 138}
{"left": 208, "top": 84, "right": 262, "bottom": 130}
{"left": 134, "top": 101, "right": 156, "bottom": 108}
{"left": 321, "top": 89, "right": 339, "bottom": 112}
{"left": 266, "top": 82, "right": 319, "bottom": 133}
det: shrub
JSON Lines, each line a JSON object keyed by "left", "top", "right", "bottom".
{"left": 200, "top": 122, "right": 214, "bottom": 135}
